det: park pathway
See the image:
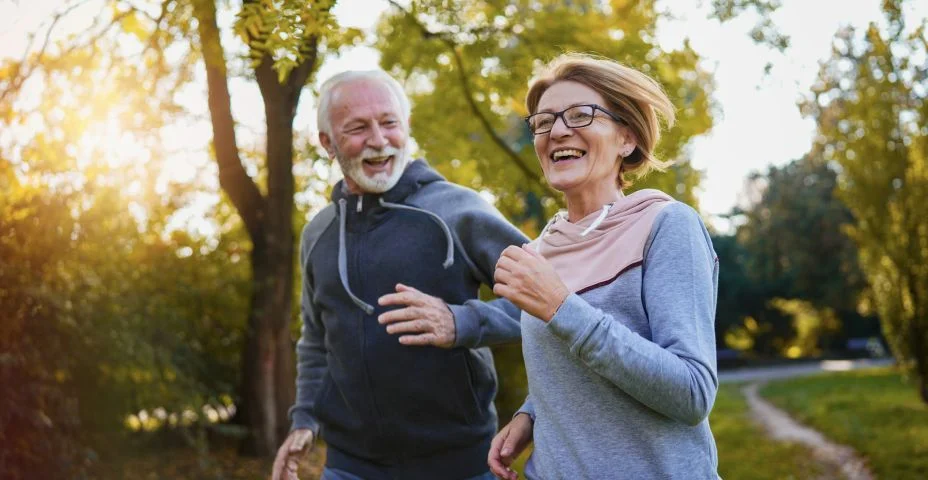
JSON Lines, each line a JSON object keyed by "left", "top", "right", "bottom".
{"left": 719, "top": 360, "right": 889, "bottom": 480}
{"left": 741, "top": 382, "right": 874, "bottom": 480}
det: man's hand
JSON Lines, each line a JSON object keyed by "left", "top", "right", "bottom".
{"left": 378, "top": 283, "right": 455, "bottom": 348}
{"left": 271, "top": 429, "right": 314, "bottom": 480}
{"left": 488, "top": 413, "right": 534, "bottom": 480}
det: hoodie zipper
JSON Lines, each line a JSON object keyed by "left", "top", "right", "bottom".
{"left": 352, "top": 208, "right": 386, "bottom": 441}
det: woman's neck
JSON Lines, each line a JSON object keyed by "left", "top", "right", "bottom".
{"left": 564, "top": 185, "right": 623, "bottom": 223}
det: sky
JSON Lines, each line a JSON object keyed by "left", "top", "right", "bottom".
{"left": 2, "top": 0, "right": 926, "bottom": 232}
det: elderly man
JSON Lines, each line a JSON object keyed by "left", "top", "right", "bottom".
{"left": 271, "top": 70, "right": 527, "bottom": 480}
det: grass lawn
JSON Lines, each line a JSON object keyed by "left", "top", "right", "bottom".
{"left": 86, "top": 434, "right": 326, "bottom": 479}
{"left": 761, "top": 367, "right": 928, "bottom": 479}
{"left": 712, "top": 384, "right": 825, "bottom": 480}
{"left": 94, "top": 372, "right": 926, "bottom": 479}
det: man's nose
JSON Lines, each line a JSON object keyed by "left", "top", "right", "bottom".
{"left": 368, "top": 124, "right": 387, "bottom": 149}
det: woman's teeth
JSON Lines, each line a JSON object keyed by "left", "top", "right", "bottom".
{"left": 552, "top": 149, "right": 585, "bottom": 162}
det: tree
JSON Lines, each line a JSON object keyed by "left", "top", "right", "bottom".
{"left": 0, "top": 0, "right": 353, "bottom": 455}
{"left": 373, "top": 0, "right": 715, "bottom": 230}
{"left": 734, "top": 156, "right": 875, "bottom": 354}
{"left": 804, "top": 0, "right": 928, "bottom": 402}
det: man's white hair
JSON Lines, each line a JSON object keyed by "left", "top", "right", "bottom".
{"left": 316, "top": 69, "right": 411, "bottom": 136}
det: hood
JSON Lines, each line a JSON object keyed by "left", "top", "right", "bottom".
{"left": 532, "top": 189, "right": 673, "bottom": 293}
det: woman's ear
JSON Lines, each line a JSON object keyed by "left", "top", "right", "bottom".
{"left": 620, "top": 130, "right": 638, "bottom": 158}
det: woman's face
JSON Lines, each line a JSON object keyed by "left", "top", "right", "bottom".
{"left": 532, "top": 81, "right": 634, "bottom": 195}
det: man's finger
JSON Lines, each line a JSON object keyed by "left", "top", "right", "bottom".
{"left": 386, "top": 319, "right": 429, "bottom": 335}
{"left": 289, "top": 434, "right": 306, "bottom": 453}
{"left": 272, "top": 436, "right": 294, "bottom": 480}
{"left": 395, "top": 283, "right": 420, "bottom": 294}
{"left": 377, "top": 291, "right": 420, "bottom": 307}
{"left": 271, "top": 458, "right": 284, "bottom": 480}
{"left": 398, "top": 333, "right": 436, "bottom": 346}
{"left": 378, "top": 307, "right": 420, "bottom": 325}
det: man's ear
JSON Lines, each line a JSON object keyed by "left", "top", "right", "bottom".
{"left": 319, "top": 132, "right": 335, "bottom": 158}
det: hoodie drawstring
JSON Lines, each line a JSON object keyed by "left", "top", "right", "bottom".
{"left": 580, "top": 202, "right": 614, "bottom": 236}
{"left": 338, "top": 199, "right": 375, "bottom": 314}
{"left": 335, "top": 197, "right": 456, "bottom": 315}
{"left": 379, "top": 198, "right": 455, "bottom": 269}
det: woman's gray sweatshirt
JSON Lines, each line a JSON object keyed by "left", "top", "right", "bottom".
{"left": 519, "top": 202, "right": 721, "bottom": 480}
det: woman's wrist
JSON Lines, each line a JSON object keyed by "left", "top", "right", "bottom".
{"left": 542, "top": 288, "right": 570, "bottom": 322}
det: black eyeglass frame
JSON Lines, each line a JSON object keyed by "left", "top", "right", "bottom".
{"left": 524, "top": 104, "right": 626, "bottom": 135}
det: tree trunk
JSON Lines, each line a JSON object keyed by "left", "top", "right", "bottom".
{"left": 194, "top": 0, "right": 323, "bottom": 456}
{"left": 241, "top": 237, "right": 294, "bottom": 455}
{"left": 912, "top": 320, "right": 928, "bottom": 405}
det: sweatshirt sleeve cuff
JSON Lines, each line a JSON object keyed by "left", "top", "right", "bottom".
{"left": 547, "top": 293, "right": 601, "bottom": 349}
{"left": 515, "top": 399, "right": 535, "bottom": 422}
{"left": 450, "top": 302, "right": 479, "bottom": 348}
{"left": 289, "top": 408, "right": 321, "bottom": 438}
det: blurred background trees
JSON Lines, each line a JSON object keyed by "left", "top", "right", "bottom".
{"left": 802, "top": 0, "right": 928, "bottom": 401}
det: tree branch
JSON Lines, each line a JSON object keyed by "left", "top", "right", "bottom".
{"left": 0, "top": 0, "right": 89, "bottom": 105}
{"left": 192, "top": 0, "right": 265, "bottom": 240}
{"left": 386, "top": 0, "right": 553, "bottom": 195}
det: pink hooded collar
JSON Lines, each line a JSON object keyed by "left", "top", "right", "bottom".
{"left": 530, "top": 189, "right": 674, "bottom": 294}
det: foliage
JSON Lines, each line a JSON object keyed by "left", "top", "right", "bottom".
{"left": 762, "top": 368, "right": 928, "bottom": 478}
{"left": 721, "top": 156, "right": 877, "bottom": 356}
{"left": 0, "top": 0, "right": 256, "bottom": 468}
{"left": 373, "top": 0, "right": 715, "bottom": 229}
{"left": 0, "top": 172, "right": 87, "bottom": 478}
{"left": 0, "top": 154, "right": 252, "bottom": 475}
{"left": 803, "top": 0, "right": 928, "bottom": 401}
{"left": 708, "top": 0, "right": 789, "bottom": 52}
{"left": 713, "top": 233, "right": 779, "bottom": 353}
{"left": 713, "top": 156, "right": 873, "bottom": 356}
{"left": 737, "top": 157, "right": 864, "bottom": 311}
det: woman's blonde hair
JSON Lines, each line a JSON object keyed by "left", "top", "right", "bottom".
{"left": 526, "top": 53, "right": 676, "bottom": 188}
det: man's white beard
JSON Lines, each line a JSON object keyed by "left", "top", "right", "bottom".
{"left": 336, "top": 145, "right": 408, "bottom": 194}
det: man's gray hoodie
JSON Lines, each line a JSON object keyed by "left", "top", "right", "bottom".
{"left": 290, "top": 159, "right": 526, "bottom": 479}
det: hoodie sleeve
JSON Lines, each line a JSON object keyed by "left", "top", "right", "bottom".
{"left": 544, "top": 203, "right": 719, "bottom": 425}
{"left": 288, "top": 222, "right": 330, "bottom": 436}
{"left": 414, "top": 183, "right": 529, "bottom": 348}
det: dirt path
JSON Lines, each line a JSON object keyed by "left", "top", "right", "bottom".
{"left": 742, "top": 382, "right": 875, "bottom": 480}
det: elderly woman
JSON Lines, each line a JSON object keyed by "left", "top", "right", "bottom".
{"left": 488, "top": 54, "right": 720, "bottom": 480}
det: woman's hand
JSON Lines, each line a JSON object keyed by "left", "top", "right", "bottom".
{"left": 493, "top": 245, "right": 569, "bottom": 322}
{"left": 488, "top": 413, "right": 534, "bottom": 480}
